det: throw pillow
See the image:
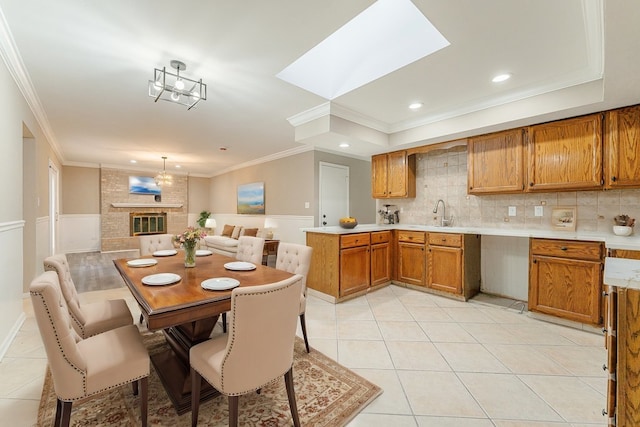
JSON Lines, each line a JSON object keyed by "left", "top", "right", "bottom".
{"left": 231, "top": 226, "right": 242, "bottom": 239}
{"left": 221, "top": 224, "right": 235, "bottom": 237}
{"left": 243, "top": 228, "right": 258, "bottom": 237}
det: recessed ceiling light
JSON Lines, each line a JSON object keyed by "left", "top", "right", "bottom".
{"left": 130, "top": 160, "right": 137, "bottom": 163}
{"left": 492, "top": 73, "right": 511, "bottom": 83}
{"left": 339, "top": 142, "right": 350, "bottom": 148}
{"left": 409, "top": 102, "right": 423, "bottom": 110}
{"left": 175, "top": 165, "right": 181, "bottom": 168}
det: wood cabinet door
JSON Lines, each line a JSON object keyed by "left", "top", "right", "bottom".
{"left": 529, "top": 255, "right": 602, "bottom": 324}
{"left": 468, "top": 129, "right": 525, "bottom": 194}
{"left": 371, "top": 154, "right": 388, "bottom": 198}
{"left": 370, "top": 242, "right": 391, "bottom": 286}
{"left": 605, "top": 105, "right": 640, "bottom": 188}
{"left": 397, "top": 242, "right": 425, "bottom": 286}
{"left": 527, "top": 113, "right": 603, "bottom": 191}
{"left": 427, "top": 245, "right": 462, "bottom": 294}
{"left": 617, "top": 288, "right": 640, "bottom": 427}
{"left": 387, "top": 151, "right": 408, "bottom": 197}
{"left": 340, "top": 245, "right": 370, "bottom": 297}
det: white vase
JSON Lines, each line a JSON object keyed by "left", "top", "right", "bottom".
{"left": 613, "top": 225, "right": 633, "bottom": 236}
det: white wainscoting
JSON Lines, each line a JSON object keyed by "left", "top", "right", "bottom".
{"left": 0, "top": 221, "right": 26, "bottom": 361}
{"left": 480, "top": 235, "right": 530, "bottom": 301}
{"left": 35, "top": 216, "right": 50, "bottom": 278}
{"left": 210, "top": 214, "right": 314, "bottom": 245}
{"left": 60, "top": 214, "right": 101, "bottom": 253}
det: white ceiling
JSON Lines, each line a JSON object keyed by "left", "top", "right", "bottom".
{"left": 1, "top": 0, "right": 639, "bottom": 177}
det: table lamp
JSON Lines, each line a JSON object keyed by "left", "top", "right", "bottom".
{"left": 204, "top": 218, "right": 217, "bottom": 233}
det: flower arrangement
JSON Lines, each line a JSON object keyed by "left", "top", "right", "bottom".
{"left": 614, "top": 214, "right": 635, "bottom": 227}
{"left": 173, "top": 227, "right": 207, "bottom": 248}
{"left": 174, "top": 227, "right": 207, "bottom": 267}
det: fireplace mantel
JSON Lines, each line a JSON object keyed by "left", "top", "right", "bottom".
{"left": 111, "top": 203, "right": 183, "bottom": 208}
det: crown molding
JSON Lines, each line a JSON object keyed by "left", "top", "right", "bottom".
{"left": 210, "top": 144, "right": 315, "bottom": 177}
{"left": 0, "top": 6, "right": 63, "bottom": 162}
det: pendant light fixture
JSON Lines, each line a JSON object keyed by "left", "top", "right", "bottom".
{"left": 154, "top": 156, "right": 173, "bottom": 187}
{"left": 148, "top": 60, "right": 207, "bottom": 110}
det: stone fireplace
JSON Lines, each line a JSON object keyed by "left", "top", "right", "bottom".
{"left": 100, "top": 167, "right": 188, "bottom": 252}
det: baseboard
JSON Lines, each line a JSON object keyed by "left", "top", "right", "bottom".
{"left": 0, "top": 312, "right": 26, "bottom": 362}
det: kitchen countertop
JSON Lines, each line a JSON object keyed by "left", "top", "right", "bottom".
{"left": 604, "top": 257, "right": 640, "bottom": 290}
{"left": 302, "top": 224, "right": 640, "bottom": 250}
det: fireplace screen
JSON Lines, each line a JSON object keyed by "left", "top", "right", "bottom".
{"left": 130, "top": 212, "right": 167, "bottom": 236}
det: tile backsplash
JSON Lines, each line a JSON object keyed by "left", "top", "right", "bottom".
{"left": 379, "top": 146, "right": 640, "bottom": 233}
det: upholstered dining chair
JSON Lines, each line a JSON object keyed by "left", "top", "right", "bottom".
{"left": 190, "top": 275, "right": 303, "bottom": 427}
{"left": 275, "top": 243, "right": 314, "bottom": 353}
{"left": 235, "top": 235, "right": 265, "bottom": 264}
{"left": 43, "top": 253, "right": 133, "bottom": 338}
{"left": 30, "top": 271, "right": 150, "bottom": 427}
{"left": 138, "top": 233, "right": 175, "bottom": 256}
{"left": 221, "top": 235, "right": 266, "bottom": 332}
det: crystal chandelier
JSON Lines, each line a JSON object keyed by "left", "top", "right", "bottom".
{"left": 148, "top": 60, "right": 207, "bottom": 110}
{"left": 154, "top": 156, "right": 173, "bottom": 187}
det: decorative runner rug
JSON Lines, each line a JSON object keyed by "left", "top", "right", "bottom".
{"left": 37, "top": 332, "right": 382, "bottom": 426}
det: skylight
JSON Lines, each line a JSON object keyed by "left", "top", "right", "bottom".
{"left": 277, "top": 0, "right": 449, "bottom": 100}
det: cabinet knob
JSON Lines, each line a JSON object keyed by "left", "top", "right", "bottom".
{"left": 602, "top": 409, "right": 607, "bottom": 416}
{"left": 442, "top": 238, "right": 447, "bottom": 242}
{"left": 612, "top": 176, "right": 617, "bottom": 182}
{"left": 560, "top": 246, "right": 567, "bottom": 251}
{"left": 603, "top": 291, "right": 609, "bottom": 297}
{"left": 602, "top": 327, "right": 607, "bottom": 334}
{"left": 529, "top": 182, "right": 534, "bottom": 186}
{"left": 602, "top": 364, "right": 607, "bottom": 371}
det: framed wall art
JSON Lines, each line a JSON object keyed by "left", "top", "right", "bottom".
{"left": 237, "top": 182, "right": 265, "bottom": 214}
{"left": 129, "top": 176, "right": 161, "bottom": 195}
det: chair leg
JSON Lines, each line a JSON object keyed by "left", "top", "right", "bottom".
{"left": 55, "top": 399, "right": 72, "bottom": 427}
{"left": 222, "top": 312, "right": 227, "bottom": 333}
{"left": 140, "top": 377, "right": 148, "bottom": 427}
{"left": 139, "top": 313, "right": 144, "bottom": 324}
{"left": 284, "top": 367, "right": 301, "bottom": 427}
{"left": 132, "top": 379, "right": 139, "bottom": 395}
{"left": 191, "top": 368, "right": 201, "bottom": 427}
{"left": 300, "top": 313, "right": 310, "bottom": 353}
{"left": 228, "top": 395, "right": 239, "bottom": 427}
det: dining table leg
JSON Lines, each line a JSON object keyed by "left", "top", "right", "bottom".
{"left": 151, "top": 316, "right": 220, "bottom": 415}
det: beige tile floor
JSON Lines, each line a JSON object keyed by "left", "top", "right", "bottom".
{"left": 0, "top": 284, "right": 608, "bottom": 426}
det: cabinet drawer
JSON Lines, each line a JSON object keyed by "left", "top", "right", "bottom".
{"left": 371, "top": 231, "right": 391, "bottom": 244}
{"left": 340, "top": 233, "right": 370, "bottom": 249}
{"left": 530, "top": 238, "right": 603, "bottom": 261}
{"left": 428, "top": 232, "right": 462, "bottom": 247}
{"left": 397, "top": 230, "right": 426, "bottom": 244}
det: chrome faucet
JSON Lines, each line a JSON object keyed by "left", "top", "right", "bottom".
{"left": 433, "top": 199, "right": 449, "bottom": 226}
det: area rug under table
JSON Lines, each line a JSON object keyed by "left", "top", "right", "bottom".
{"left": 37, "top": 332, "right": 382, "bottom": 426}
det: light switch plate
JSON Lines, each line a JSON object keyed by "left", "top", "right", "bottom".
{"left": 534, "top": 206, "right": 543, "bottom": 217}
{"left": 508, "top": 206, "right": 516, "bottom": 217}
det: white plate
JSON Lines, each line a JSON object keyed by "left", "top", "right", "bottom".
{"left": 127, "top": 258, "right": 158, "bottom": 267}
{"left": 224, "top": 261, "right": 256, "bottom": 271}
{"left": 201, "top": 277, "right": 240, "bottom": 291}
{"left": 141, "top": 273, "right": 181, "bottom": 286}
{"left": 153, "top": 249, "right": 177, "bottom": 257}
{"left": 196, "top": 249, "right": 213, "bottom": 257}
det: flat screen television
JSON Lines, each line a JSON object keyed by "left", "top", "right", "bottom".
{"left": 129, "top": 176, "right": 161, "bottom": 195}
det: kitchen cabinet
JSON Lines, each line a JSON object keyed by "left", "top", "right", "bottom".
{"left": 306, "top": 231, "right": 376, "bottom": 301}
{"left": 529, "top": 238, "right": 604, "bottom": 325}
{"left": 526, "top": 113, "right": 603, "bottom": 192}
{"left": 371, "top": 151, "right": 416, "bottom": 198}
{"left": 604, "top": 251, "right": 640, "bottom": 426}
{"left": 427, "top": 232, "right": 481, "bottom": 300}
{"left": 396, "top": 230, "right": 426, "bottom": 287}
{"left": 605, "top": 105, "right": 640, "bottom": 188}
{"left": 370, "top": 231, "right": 391, "bottom": 287}
{"left": 467, "top": 128, "right": 525, "bottom": 194}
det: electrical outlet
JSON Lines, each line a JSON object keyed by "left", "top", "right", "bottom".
{"left": 534, "top": 206, "right": 544, "bottom": 217}
{"left": 508, "top": 206, "right": 516, "bottom": 217}
{"left": 304, "top": 202, "right": 310, "bottom": 209}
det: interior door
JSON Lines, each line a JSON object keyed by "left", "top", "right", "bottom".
{"left": 49, "top": 160, "right": 59, "bottom": 255}
{"left": 319, "top": 162, "right": 349, "bottom": 226}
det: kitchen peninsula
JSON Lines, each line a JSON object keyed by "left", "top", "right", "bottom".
{"left": 304, "top": 223, "right": 640, "bottom": 326}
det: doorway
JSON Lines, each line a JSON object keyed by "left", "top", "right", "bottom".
{"left": 319, "top": 162, "right": 349, "bottom": 227}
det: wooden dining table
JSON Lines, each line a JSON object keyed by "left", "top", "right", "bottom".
{"left": 114, "top": 252, "right": 293, "bottom": 414}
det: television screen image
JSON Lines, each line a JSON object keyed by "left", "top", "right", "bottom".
{"left": 129, "top": 176, "right": 161, "bottom": 195}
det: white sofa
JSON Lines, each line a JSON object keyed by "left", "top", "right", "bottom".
{"left": 202, "top": 225, "right": 265, "bottom": 257}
